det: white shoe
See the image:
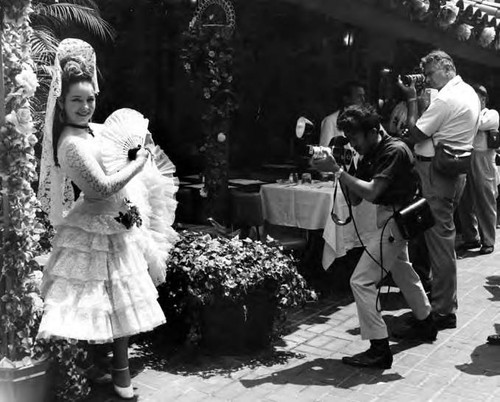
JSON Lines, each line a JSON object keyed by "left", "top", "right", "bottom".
{"left": 112, "top": 366, "right": 134, "bottom": 399}
{"left": 113, "top": 383, "right": 134, "bottom": 399}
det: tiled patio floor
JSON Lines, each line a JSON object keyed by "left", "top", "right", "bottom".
{"left": 87, "top": 232, "right": 500, "bottom": 402}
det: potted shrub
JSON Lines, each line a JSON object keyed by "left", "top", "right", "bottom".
{"left": 158, "top": 231, "right": 316, "bottom": 353}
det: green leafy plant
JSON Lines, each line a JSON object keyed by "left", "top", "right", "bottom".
{"left": 158, "top": 231, "right": 316, "bottom": 349}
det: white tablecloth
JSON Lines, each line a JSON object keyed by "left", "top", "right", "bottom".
{"left": 260, "top": 182, "right": 335, "bottom": 230}
{"left": 260, "top": 182, "right": 377, "bottom": 269}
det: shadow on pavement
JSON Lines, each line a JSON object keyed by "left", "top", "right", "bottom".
{"left": 239, "top": 357, "right": 403, "bottom": 389}
{"left": 456, "top": 343, "right": 500, "bottom": 376}
{"left": 129, "top": 338, "right": 304, "bottom": 379}
{"left": 485, "top": 276, "right": 500, "bottom": 301}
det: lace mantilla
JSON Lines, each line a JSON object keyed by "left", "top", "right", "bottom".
{"left": 38, "top": 38, "right": 100, "bottom": 225}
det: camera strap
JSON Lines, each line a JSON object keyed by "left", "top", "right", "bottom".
{"left": 331, "top": 172, "right": 353, "bottom": 226}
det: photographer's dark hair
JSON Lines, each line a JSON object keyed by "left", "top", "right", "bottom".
{"left": 336, "top": 104, "right": 380, "bottom": 135}
{"left": 52, "top": 56, "right": 94, "bottom": 166}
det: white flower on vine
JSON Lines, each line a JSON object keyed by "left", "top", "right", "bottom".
{"left": 200, "top": 187, "right": 208, "bottom": 198}
{"left": 217, "top": 132, "right": 226, "bottom": 143}
{"left": 26, "top": 134, "right": 38, "bottom": 146}
{"left": 15, "top": 65, "right": 39, "bottom": 98}
{"left": 5, "top": 111, "right": 17, "bottom": 125}
{"left": 17, "top": 107, "right": 32, "bottom": 125}
{"left": 6, "top": 108, "right": 34, "bottom": 135}
{"left": 27, "top": 292, "right": 44, "bottom": 312}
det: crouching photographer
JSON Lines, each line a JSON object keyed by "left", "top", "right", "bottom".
{"left": 312, "top": 104, "right": 436, "bottom": 369}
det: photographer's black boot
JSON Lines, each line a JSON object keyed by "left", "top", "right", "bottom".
{"left": 392, "top": 313, "right": 437, "bottom": 342}
{"left": 342, "top": 338, "right": 392, "bottom": 369}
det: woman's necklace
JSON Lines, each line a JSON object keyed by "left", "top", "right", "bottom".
{"left": 65, "top": 122, "right": 94, "bottom": 137}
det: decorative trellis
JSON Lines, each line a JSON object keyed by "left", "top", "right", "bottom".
{"left": 182, "top": 0, "right": 238, "bottom": 222}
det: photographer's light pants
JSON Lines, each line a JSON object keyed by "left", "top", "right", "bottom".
{"left": 458, "top": 150, "right": 497, "bottom": 248}
{"left": 350, "top": 206, "right": 431, "bottom": 340}
{"left": 416, "top": 160, "right": 465, "bottom": 315}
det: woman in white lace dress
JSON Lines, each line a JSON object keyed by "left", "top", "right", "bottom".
{"left": 37, "top": 48, "right": 165, "bottom": 399}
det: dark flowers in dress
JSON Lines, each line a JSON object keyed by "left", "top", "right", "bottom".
{"left": 115, "top": 198, "right": 142, "bottom": 229}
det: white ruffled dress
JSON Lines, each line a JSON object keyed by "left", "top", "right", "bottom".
{"left": 38, "top": 129, "right": 176, "bottom": 343}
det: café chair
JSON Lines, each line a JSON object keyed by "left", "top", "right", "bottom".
{"left": 175, "top": 187, "right": 196, "bottom": 223}
{"left": 230, "top": 189, "right": 264, "bottom": 240}
{"left": 263, "top": 224, "right": 308, "bottom": 254}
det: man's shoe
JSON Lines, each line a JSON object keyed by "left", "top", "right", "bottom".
{"left": 342, "top": 345, "right": 392, "bottom": 369}
{"left": 487, "top": 334, "right": 500, "bottom": 345}
{"left": 480, "top": 245, "right": 494, "bottom": 255}
{"left": 392, "top": 315, "right": 437, "bottom": 342}
{"left": 432, "top": 313, "right": 457, "bottom": 330}
{"left": 457, "top": 240, "right": 481, "bottom": 251}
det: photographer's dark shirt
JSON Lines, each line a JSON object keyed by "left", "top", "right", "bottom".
{"left": 356, "top": 132, "right": 418, "bottom": 206}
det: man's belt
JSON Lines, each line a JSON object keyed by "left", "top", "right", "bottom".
{"left": 415, "top": 154, "right": 433, "bottom": 162}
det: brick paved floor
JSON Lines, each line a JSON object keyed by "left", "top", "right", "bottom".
{"left": 88, "top": 232, "right": 500, "bottom": 402}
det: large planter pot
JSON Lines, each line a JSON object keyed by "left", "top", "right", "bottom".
{"left": 200, "top": 290, "right": 278, "bottom": 353}
{"left": 0, "top": 358, "right": 51, "bottom": 402}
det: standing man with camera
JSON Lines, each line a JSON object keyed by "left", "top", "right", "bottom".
{"left": 312, "top": 104, "right": 436, "bottom": 369}
{"left": 457, "top": 84, "right": 499, "bottom": 255}
{"left": 398, "top": 50, "right": 481, "bottom": 330}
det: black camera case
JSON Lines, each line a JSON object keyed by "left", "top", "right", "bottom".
{"left": 487, "top": 129, "right": 500, "bottom": 149}
{"left": 394, "top": 198, "right": 435, "bottom": 240}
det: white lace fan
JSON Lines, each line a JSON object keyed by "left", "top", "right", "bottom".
{"left": 150, "top": 145, "right": 176, "bottom": 178}
{"left": 100, "top": 108, "right": 150, "bottom": 174}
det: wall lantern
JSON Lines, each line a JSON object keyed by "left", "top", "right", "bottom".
{"left": 343, "top": 28, "right": 355, "bottom": 47}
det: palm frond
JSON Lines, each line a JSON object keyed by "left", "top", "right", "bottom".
{"left": 32, "top": 3, "right": 115, "bottom": 42}
{"left": 30, "top": 28, "right": 59, "bottom": 66}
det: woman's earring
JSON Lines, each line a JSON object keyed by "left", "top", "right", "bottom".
{"left": 59, "top": 109, "right": 66, "bottom": 123}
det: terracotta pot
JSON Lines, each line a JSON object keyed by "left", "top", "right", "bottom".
{"left": 0, "top": 358, "right": 51, "bottom": 402}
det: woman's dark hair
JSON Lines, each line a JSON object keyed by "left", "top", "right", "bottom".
{"left": 336, "top": 104, "right": 380, "bottom": 135}
{"left": 52, "top": 56, "right": 94, "bottom": 166}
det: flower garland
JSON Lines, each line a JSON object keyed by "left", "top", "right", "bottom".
{"left": 0, "top": 4, "right": 93, "bottom": 400}
{"left": 0, "top": 0, "right": 46, "bottom": 362}
{"left": 180, "top": 2, "right": 238, "bottom": 220}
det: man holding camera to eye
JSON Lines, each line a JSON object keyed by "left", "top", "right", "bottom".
{"left": 312, "top": 104, "right": 435, "bottom": 369}
{"left": 397, "top": 50, "right": 481, "bottom": 331}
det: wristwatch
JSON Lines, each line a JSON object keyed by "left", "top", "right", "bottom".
{"left": 335, "top": 168, "right": 344, "bottom": 180}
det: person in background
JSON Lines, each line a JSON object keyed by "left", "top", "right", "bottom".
{"left": 398, "top": 50, "right": 481, "bottom": 331}
{"left": 320, "top": 81, "right": 366, "bottom": 147}
{"left": 457, "top": 84, "right": 499, "bottom": 255}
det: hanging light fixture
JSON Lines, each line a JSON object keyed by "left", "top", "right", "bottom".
{"left": 343, "top": 28, "right": 355, "bottom": 47}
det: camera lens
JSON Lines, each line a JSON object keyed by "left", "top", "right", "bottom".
{"left": 401, "top": 74, "right": 425, "bottom": 86}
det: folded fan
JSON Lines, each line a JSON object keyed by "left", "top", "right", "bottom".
{"left": 100, "top": 108, "right": 150, "bottom": 174}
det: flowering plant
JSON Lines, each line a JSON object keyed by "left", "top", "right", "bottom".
{"left": 0, "top": 0, "right": 45, "bottom": 364}
{"left": 158, "top": 231, "right": 316, "bottom": 348}
{"left": 0, "top": 3, "right": 92, "bottom": 402}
